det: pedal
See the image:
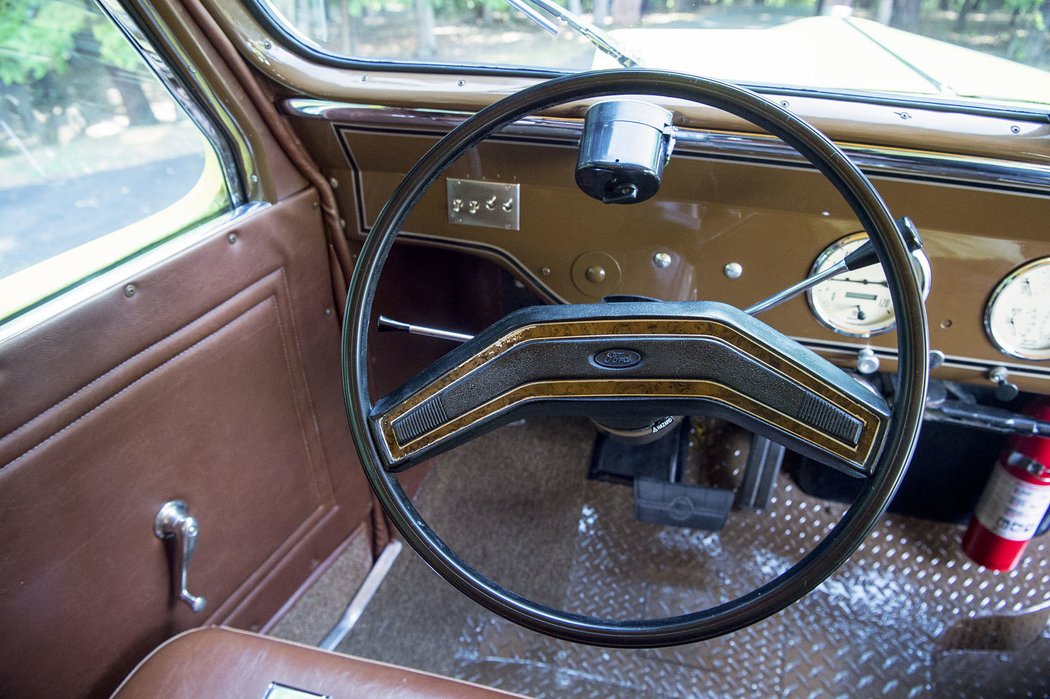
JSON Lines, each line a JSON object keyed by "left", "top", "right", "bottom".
{"left": 734, "top": 433, "right": 785, "bottom": 510}
{"left": 634, "top": 479, "right": 733, "bottom": 530}
{"left": 587, "top": 425, "right": 682, "bottom": 484}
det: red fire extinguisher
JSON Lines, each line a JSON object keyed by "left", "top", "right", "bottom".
{"left": 962, "top": 399, "right": 1050, "bottom": 572}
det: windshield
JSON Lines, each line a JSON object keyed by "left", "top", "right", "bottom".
{"left": 259, "top": 0, "right": 1050, "bottom": 108}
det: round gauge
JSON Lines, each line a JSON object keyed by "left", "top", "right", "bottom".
{"left": 807, "top": 232, "right": 931, "bottom": 338}
{"left": 985, "top": 258, "right": 1050, "bottom": 360}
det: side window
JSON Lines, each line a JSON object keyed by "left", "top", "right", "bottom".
{"left": 0, "top": 0, "right": 231, "bottom": 321}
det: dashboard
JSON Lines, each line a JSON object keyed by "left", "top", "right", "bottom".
{"left": 284, "top": 98, "right": 1050, "bottom": 396}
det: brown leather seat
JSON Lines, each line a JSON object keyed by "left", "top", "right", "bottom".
{"left": 112, "top": 626, "right": 525, "bottom": 698}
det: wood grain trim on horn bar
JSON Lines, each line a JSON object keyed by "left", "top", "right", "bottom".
{"left": 374, "top": 318, "right": 885, "bottom": 468}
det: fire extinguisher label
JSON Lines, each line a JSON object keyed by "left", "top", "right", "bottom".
{"left": 975, "top": 462, "right": 1050, "bottom": 542}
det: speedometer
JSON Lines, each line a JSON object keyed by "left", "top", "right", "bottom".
{"left": 985, "top": 258, "right": 1050, "bottom": 360}
{"left": 807, "top": 232, "right": 931, "bottom": 338}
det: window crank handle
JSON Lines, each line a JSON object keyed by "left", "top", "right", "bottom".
{"left": 154, "top": 500, "right": 207, "bottom": 613}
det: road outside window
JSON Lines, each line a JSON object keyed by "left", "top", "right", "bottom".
{"left": 0, "top": 0, "right": 230, "bottom": 321}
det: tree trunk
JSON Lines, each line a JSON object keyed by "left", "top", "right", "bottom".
{"left": 891, "top": 0, "right": 920, "bottom": 30}
{"left": 108, "top": 69, "right": 158, "bottom": 127}
{"left": 953, "top": 0, "right": 979, "bottom": 31}
{"left": 337, "top": 0, "right": 354, "bottom": 54}
{"left": 593, "top": 0, "right": 610, "bottom": 26}
{"left": 416, "top": 0, "right": 437, "bottom": 58}
{"left": 1021, "top": 2, "right": 1050, "bottom": 64}
{"left": 876, "top": 0, "right": 894, "bottom": 24}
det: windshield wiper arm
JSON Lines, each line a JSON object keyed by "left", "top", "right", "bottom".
{"left": 506, "top": 0, "right": 642, "bottom": 68}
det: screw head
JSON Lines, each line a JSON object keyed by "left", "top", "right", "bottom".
{"left": 585, "top": 265, "right": 607, "bottom": 284}
{"left": 724, "top": 262, "right": 743, "bottom": 279}
{"left": 123, "top": 284, "right": 136, "bottom": 298}
{"left": 653, "top": 252, "right": 673, "bottom": 269}
{"left": 227, "top": 233, "right": 237, "bottom": 244}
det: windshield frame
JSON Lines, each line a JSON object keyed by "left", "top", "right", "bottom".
{"left": 245, "top": 0, "right": 1050, "bottom": 123}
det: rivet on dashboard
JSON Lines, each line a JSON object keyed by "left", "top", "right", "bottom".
{"left": 585, "top": 266, "right": 607, "bottom": 284}
{"left": 123, "top": 284, "right": 136, "bottom": 298}
{"left": 227, "top": 233, "right": 237, "bottom": 245}
{"left": 541, "top": 267, "right": 552, "bottom": 276}
{"left": 262, "top": 40, "right": 272, "bottom": 50}
{"left": 1010, "top": 125, "right": 1021, "bottom": 134}
{"left": 724, "top": 262, "right": 743, "bottom": 279}
{"left": 653, "top": 252, "right": 673, "bottom": 269}
{"left": 329, "top": 177, "right": 339, "bottom": 189}
{"left": 940, "top": 319, "right": 953, "bottom": 329}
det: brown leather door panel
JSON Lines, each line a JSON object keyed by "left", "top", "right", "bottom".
{"left": 0, "top": 190, "right": 370, "bottom": 697}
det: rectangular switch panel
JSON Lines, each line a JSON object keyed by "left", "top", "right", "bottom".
{"left": 447, "top": 179, "right": 520, "bottom": 231}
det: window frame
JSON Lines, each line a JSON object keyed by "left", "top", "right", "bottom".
{"left": 0, "top": 0, "right": 258, "bottom": 326}
{"left": 244, "top": 0, "right": 1050, "bottom": 123}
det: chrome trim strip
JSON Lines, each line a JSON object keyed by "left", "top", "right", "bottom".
{"left": 318, "top": 540, "right": 402, "bottom": 650}
{"left": 284, "top": 99, "right": 1050, "bottom": 194}
{"left": 97, "top": 0, "right": 255, "bottom": 205}
{"left": 0, "top": 203, "right": 270, "bottom": 346}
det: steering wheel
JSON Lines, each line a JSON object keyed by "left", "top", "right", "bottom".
{"left": 342, "top": 70, "right": 929, "bottom": 648}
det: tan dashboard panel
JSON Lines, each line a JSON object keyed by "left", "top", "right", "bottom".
{"left": 290, "top": 115, "right": 1050, "bottom": 391}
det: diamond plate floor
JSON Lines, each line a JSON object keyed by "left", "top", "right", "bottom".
{"left": 338, "top": 417, "right": 1050, "bottom": 698}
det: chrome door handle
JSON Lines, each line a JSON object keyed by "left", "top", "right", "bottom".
{"left": 154, "top": 500, "right": 207, "bottom": 613}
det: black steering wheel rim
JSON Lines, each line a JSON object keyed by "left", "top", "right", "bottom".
{"left": 342, "top": 70, "right": 929, "bottom": 648}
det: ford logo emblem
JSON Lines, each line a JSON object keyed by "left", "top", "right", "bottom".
{"left": 593, "top": 349, "right": 642, "bottom": 369}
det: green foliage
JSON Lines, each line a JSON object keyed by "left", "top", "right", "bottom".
{"left": 0, "top": 0, "right": 146, "bottom": 86}
{"left": 93, "top": 20, "right": 142, "bottom": 72}
{"left": 0, "top": 0, "right": 85, "bottom": 85}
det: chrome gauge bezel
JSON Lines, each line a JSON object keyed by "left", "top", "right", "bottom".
{"left": 984, "top": 257, "right": 1050, "bottom": 361}
{"left": 807, "top": 232, "right": 931, "bottom": 338}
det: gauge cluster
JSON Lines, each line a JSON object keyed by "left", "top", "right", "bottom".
{"left": 985, "top": 258, "right": 1050, "bottom": 361}
{"left": 804, "top": 235, "right": 1048, "bottom": 374}
{"left": 806, "top": 233, "right": 931, "bottom": 338}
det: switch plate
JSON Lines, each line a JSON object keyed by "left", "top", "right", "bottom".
{"left": 447, "top": 179, "right": 519, "bottom": 231}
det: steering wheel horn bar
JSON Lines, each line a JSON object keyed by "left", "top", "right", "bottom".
{"left": 372, "top": 300, "right": 889, "bottom": 476}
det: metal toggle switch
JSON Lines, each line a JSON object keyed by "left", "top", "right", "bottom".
{"left": 154, "top": 500, "right": 207, "bottom": 612}
{"left": 988, "top": 366, "right": 1020, "bottom": 402}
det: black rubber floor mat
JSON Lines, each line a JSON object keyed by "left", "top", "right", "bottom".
{"left": 338, "top": 417, "right": 1050, "bottom": 698}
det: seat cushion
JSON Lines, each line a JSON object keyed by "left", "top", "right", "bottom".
{"left": 112, "top": 626, "right": 525, "bottom": 699}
